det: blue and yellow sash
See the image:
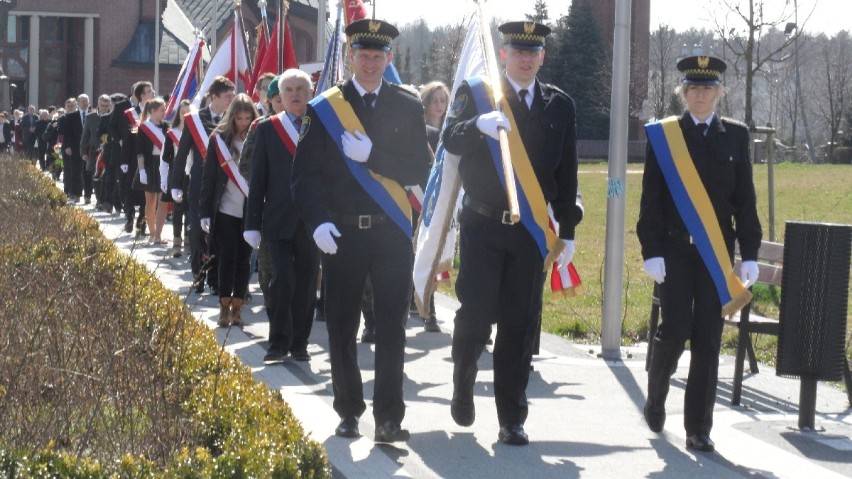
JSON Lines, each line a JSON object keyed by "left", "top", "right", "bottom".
{"left": 467, "top": 76, "right": 561, "bottom": 265}
{"left": 309, "top": 87, "right": 413, "bottom": 238}
{"left": 645, "top": 116, "right": 752, "bottom": 316}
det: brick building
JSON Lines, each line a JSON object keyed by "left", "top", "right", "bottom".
{"left": 2, "top": 0, "right": 320, "bottom": 109}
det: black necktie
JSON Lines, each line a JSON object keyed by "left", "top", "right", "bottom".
{"left": 213, "top": 115, "right": 221, "bottom": 124}
{"left": 362, "top": 93, "right": 377, "bottom": 110}
{"left": 696, "top": 123, "right": 708, "bottom": 137}
{"left": 518, "top": 89, "right": 530, "bottom": 114}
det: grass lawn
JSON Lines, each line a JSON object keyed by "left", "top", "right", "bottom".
{"left": 443, "top": 162, "right": 852, "bottom": 362}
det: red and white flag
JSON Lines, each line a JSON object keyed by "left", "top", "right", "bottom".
{"left": 192, "top": 11, "right": 251, "bottom": 107}
{"left": 547, "top": 208, "right": 583, "bottom": 296}
{"left": 406, "top": 185, "right": 424, "bottom": 214}
{"left": 212, "top": 133, "right": 249, "bottom": 197}
{"left": 269, "top": 112, "right": 299, "bottom": 156}
{"left": 184, "top": 112, "right": 209, "bottom": 158}
{"left": 138, "top": 120, "right": 165, "bottom": 151}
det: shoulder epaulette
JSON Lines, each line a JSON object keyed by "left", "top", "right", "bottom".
{"left": 720, "top": 117, "right": 747, "bottom": 129}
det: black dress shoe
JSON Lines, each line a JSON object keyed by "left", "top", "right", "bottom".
{"left": 643, "top": 403, "right": 665, "bottom": 433}
{"left": 361, "top": 326, "right": 375, "bottom": 343}
{"left": 374, "top": 421, "right": 410, "bottom": 443}
{"left": 193, "top": 283, "right": 204, "bottom": 294}
{"left": 335, "top": 416, "right": 360, "bottom": 438}
{"left": 423, "top": 314, "right": 440, "bottom": 332}
{"left": 263, "top": 346, "right": 288, "bottom": 364}
{"left": 451, "top": 394, "right": 475, "bottom": 427}
{"left": 290, "top": 348, "right": 311, "bottom": 361}
{"left": 123, "top": 219, "right": 133, "bottom": 233}
{"left": 498, "top": 424, "right": 529, "bottom": 445}
{"left": 686, "top": 434, "right": 715, "bottom": 452}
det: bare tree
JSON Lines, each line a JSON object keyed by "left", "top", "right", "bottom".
{"left": 813, "top": 31, "right": 852, "bottom": 160}
{"left": 648, "top": 25, "right": 678, "bottom": 119}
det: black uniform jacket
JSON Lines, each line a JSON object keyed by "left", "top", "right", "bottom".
{"left": 58, "top": 110, "right": 84, "bottom": 156}
{"left": 109, "top": 100, "right": 139, "bottom": 167}
{"left": 169, "top": 106, "right": 216, "bottom": 190}
{"left": 245, "top": 115, "right": 300, "bottom": 241}
{"left": 442, "top": 76, "right": 580, "bottom": 239}
{"left": 291, "top": 79, "right": 433, "bottom": 233}
{"left": 637, "top": 113, "right": 762, "bottom": 261}
{"left": 135, "top": 121, "right": 169, "bottom": 178}
{"left": 199, "top": 134, "right": 241, "bottom": 224}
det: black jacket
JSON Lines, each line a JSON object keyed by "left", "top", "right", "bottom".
{"left": 199, "top": 134, "right": 243, "bottom": 225}
{"left": 245, "top": 115, "right": 302, "bottom": 240}
{"left": 135, "top": 121, "right": 169, "bottom": 178}
{"left": 291, "top": 79, "right": 433, "bottom": 232}
{"left": 109, "top": 100, "right": 140, "bottom": 168}
{"left": 57, "top": 110, "right": 84, "bottom": 156}
{"left": 442, "top": 76, "right": 581, "bottom": 239}
{"left": 169, "top": 106, "right": 216, "bottom": 190}
{"left": 637, "top": 113, "right": 762, "bottom": 261}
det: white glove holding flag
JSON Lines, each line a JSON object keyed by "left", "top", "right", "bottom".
{"left": 313, "top": 222, "right": 341, "bottom": 255}
{"left": 200, "top": 217, "right": 211, "bottom": 233}
{"left": 243, "top": 230, "right": 261, "bottom": 249}
{"left": 159, "top": 160, "right": 169, "bottom": 193}
{"left": 342, "top": 130, "right": 372, "bottom": 163}
{"left": 740, "top": 260, "right": 759, "bottom": 288}
{"left": 171, "top": 189, "right": 183, "bottom": 203}
{"left": 643, "top": 257, "right": 666, "bottom": 284}
{"left": 476, "top": 111, "right": 511, "bottom": 140}
{"left": 138, "top": 169, "right": 148, "bottom": 185}
{"left": 556, "top": 239, "right": 575, "bottom": 268}
{"left": 120, "top": 164, "right": 129, "bottom": 174}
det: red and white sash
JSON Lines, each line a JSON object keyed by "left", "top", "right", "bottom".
{"left": 212, "top": 133, "right": 249, "bottom": 197}
{"left": 167, "top": 128, "right": 182, "bottom": 146}
{"left": 269, "top": 112, "right": 299, "bottom": 157}
{"left": 124, "top": 107, "right": 140, "bottom": 128}
{"left": 138, "top": 120, "right": 165, "bottom": 151}
{"left": 184, "top": 112, "right": 209, "bottom": 158}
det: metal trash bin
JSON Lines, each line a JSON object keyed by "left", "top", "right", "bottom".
{"left": 776, "top": 221, "right": 851, "bottom": 429}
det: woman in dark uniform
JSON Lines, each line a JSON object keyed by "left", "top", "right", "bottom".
{"left": 135, "top": 98, "right": 171, "bottom": 245}
{"left": 637, "top": 55, "right": 762, "bottom": 452}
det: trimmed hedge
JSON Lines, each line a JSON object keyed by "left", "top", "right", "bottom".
{"left": 0, "top": 156, "right": 330, "bottom": 478}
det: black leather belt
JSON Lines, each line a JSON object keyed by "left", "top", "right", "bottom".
{"left": 328, "top": 212, "right": 390, "bottom": 229}
{"left": 463, "top": 196, "right": 513, "bottom": 225}
{"left": 667, "top": 229, "right": 694, "bottom": 244}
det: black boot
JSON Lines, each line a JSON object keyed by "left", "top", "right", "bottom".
{"left": 451, "top": 341, "right": 485, "bottom": 427}
{"left": 644, "top": 338, "right": 682, "bottom": 433}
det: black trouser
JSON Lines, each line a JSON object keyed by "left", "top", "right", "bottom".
{"left": 452, "top": 208, "right": 546, "bottom": 427}
{"left": 82, "top": 154, "right": 94, "bottom": 200}
{"left": 171, "top": 193, "right": 186, "bottom": 240}
{"left": 186, "top": 166, "right": 216, "bottom": 288}
{"left": 323, "top": 222, "right": 412, "bottom": 424}
{"left": 62, "top": 152, "right": 84, "bottom": 198}
{"left": 120, "top": 164, "right": 144, "bottom": 224}
{"left": 267, "top": 222, "right": 320, "bottom": 352}
{"left": 646, "top": 239, "right": 726, "bottom": 436}
{"left": 213, "top": 212, "right": 252, "bottom": 299}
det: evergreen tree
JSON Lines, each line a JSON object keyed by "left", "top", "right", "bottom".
{"left": 550, "top": 0, "right": 610, "bottom": 140}
{"left": 526, "top": 0, "right": 549, "bottom": 25}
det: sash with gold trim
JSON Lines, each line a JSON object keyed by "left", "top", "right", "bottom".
{"left": 269, "top": 112, "right": 299, "bottom": 157}
{"left": 467, "top": 76, "right": 562, "bottom": 267}
{"left": 308, "top": 86, "right": 413, "bottom": 238}
{"left": 644, "top": 116, "right": 752, "bottom": 316}
{"left": 212, "top": 132, "right": 249, "bottom": 197}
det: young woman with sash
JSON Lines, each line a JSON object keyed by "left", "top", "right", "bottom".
{"left": 638, "top": 55, "right": 762, "bottom": 452}
{"left": 199, "top": 94, "right": 259, "bottom": 328}
{"left": 135, "top": 98, "right": 171, "bottom": 245}
{"left": 162, "top": 99, "right": 192, "bottom": 257}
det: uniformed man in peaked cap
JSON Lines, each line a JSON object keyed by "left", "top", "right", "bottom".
{"left": 442, "top": 20, "right": 581, "bottom": 445}
{"left": 291, "top": 18, "right": 432, "bottom": 443}
{"left": 638, "top": 55, "right": 761, "bottom": 452}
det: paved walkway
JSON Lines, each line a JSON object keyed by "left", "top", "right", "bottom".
{"left": 84, "top": 202, "right": 852, "bottom": 478}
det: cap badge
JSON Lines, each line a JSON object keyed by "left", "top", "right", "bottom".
{"left": 524, "top": 22, "right": 536, "bottom": 34}
{"left": 368, "top": 20, "right": 381, "bottom": 33}
{"left": 698, "top": 56, "right": 710, "bottom": 69}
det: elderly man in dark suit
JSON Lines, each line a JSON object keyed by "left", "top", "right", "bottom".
{"left": 291, "top": 19, "right": 432, "bottom": 443}
{"left": 244, "top": 70, "right": 319, "bottom": 364}
{"left": 58, "top": 97, "right": 85, "bottom": 204}
{"left": 169, "top": 76, "right": 235, "bottom": 294}
{"left": 81, "top": 94, "right": 111, "bottom": 208}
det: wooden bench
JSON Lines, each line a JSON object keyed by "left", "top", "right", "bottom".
{"left": 646, "top": 240, "right": 852, "bottom": 407}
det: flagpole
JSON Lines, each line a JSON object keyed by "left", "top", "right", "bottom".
{"left": 154, "top": 0, "right": 161, "bottom": 94}
{"left": 279, "top": 0, "right": 289, "bottom": 73}
{"left": 474, "top": 0, "right": 519, "bottom": 224}
{"left": 258, "top": 0, "right": 271, "bottom": 43}
{"left": 211, "top": 0, "right": 218, "bottom": 52}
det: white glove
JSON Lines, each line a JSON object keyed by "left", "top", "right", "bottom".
{"left": 475, "top": 111, "right": 511, "bottom": 140}
{"left": 313, "top": 222, "right": 341, "bottom": 255}
{"left": 341, "top": 130, "right": 372, "bottom": 163}
{"left": 556, "top": 239, "right": 575, "bottom": 268}
{"left": 171, "top": 189, "right": 183, "bottom": 203}
{"left": 740, "top": 260, "right": 759, "bottom": 288}
{"left": 138, "top": 169, "right": 148, "bottom": 185}
{"left": 159, "top": 160, "right": 169, "bottom": 193}
{"left": 243, "top": 230, "right": 261, "bottom": 249}
{"left": 200, "top": 217, "right": 211, "bottom": 233}
{"left": 120, "top": 164, "right": 129, "bottom": 174}
{"left": 643, "top": 257, "right": 666, "bottom": 284}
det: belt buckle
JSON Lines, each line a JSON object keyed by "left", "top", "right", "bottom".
{"left": 501, "top": 211, "right": 512, "bottom": 225}
{"left": 358, "top": 215, "right": 371, "bottom": 229}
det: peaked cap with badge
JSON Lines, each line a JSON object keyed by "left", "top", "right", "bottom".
{"left": 345, "top": 18, "right": 399, "bottom": 51}
{"left": 498, "top": 21, "right": 551, "bottom": 51}
{"left": 676, "top": 55, "right": 727, "bottom": 86}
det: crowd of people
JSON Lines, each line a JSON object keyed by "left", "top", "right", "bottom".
{"left": 3, "top": 17, "right": 763, "bottom": 451}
